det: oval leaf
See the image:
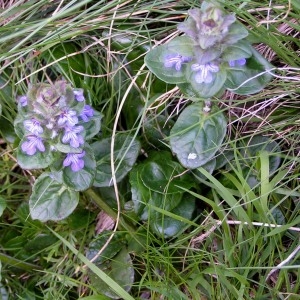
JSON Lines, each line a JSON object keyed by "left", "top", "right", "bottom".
{"left": 17, "top": 139, "right": 54, "bottom": 170}
{"left": 192, "top": 158, "right": 216, "bottom": 181}
{"left": 79, "top": 110, "right": 103, "bottom": 140}
{"left": 139, "top": 152, "right": 195, "bottom": 194}
{"left": 143, "top": 115, "right": 174, "bottom": 149}
{"left": 239, "top": 135, "right": 281, "bottom": 174}
{"left": 129, "top": 152, "right": 195, "bottom": 223}
{"left": 92, "top": 134, "right": 140, "bottom": 187}
{"left": 86, "top": 231, "right": 126, "bottom": 265}
{"left": 145, "top": 36, "right": 194, "bottom": 84}
{"left": 225, "top": 47, "right": 273, "bottom": 95}
{"left": 186, "top": 68, "right": 227, "bottom": 98}
{"left": 24, "top": 234, "right": 58, "bottom": 253}
{"left": 88, "top": 248, "right": 134, "bottom": 299}
{"left": 222, "top": 40, "right": 253, "bottom": 62}
{"left": 29, "top": 173, "right": 79, "bottom": 221}
{"left": 170, "top": 103, "right": 227, "bottom": 169}
{"left": 62, "top": 144, "right": 96, "bottom": 191}
{"left": 129, "top": 164, "right": 150, "bottom": 219}
{"left": 269, "top": 204, "right": 285, "bottom": 225}
{"left": 151, "top": 194, "right": 196, "bottom": 238}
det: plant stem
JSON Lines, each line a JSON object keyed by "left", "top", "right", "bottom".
{"left": 85, "top": 188, "right": 136, "bottom": 233}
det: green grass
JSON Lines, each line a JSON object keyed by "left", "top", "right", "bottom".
{"left": 0, "top": 0, "right": 300, "bottom": 299}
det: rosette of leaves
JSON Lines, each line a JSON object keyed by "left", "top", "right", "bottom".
{"left": 145, "top": 1, "right": 273, "bottom": 98}
{"left": 129, "top": 151, "right": 196, "bottom": 238}
{"left": 14, "top": 81, "right": 102, "bottom": 221}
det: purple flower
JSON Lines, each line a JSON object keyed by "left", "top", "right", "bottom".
{"left": 79, "top": 105, "right": 94, "bottom": 122}
{"left": 21, "top": 135, "right": 45, "bottom": 155}
{"left": 63, "top": 151, "right": 85, "bottom": 172}
{"left": 57, "top": 109, "right": 78, "bottom": 127}
{"left": 73, "top": 89, "right": 85, "bottom": 102}
{"left": 62, "top": 125, "right": 84, "bottom": 148}
{"left": 164, "top": 54, "right": 192, "bottom": 71}
{"left": 191, "top": 62, "right": 219, "bottom": 83}
{"left": 19, "top": 95, "right": 28, "bottom": 107}
{"left": 228, "top": 58, "right": 246, "bottom": 67}
{"left": 24, "top": 119, "right": 44, "bottom": 135}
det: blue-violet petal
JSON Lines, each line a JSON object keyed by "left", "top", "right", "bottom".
{"left": 63, "top": 151, "right": 85, "bottom": 172}
{"left": 21, "top": 135, "right": 45, "bottom": 155}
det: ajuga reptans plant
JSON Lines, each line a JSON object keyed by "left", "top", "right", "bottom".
{"left": 14, "top": 80, "right": 141, "bottom": 222}
{"left": 145, "top": 1, "right": 274, "bottom": 169}
{"left": 14, "top": 81, "right": 103, "bottom": 221}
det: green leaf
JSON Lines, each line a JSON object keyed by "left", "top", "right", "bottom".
{"left": 222, "top": 40, "right": 253, "bottom": 62}
{"left": 264, "top": 216, "right": 300, "bottom": 237}
{"left": 130, "top": 169, "right": 183, "bottom": 221}
{"left": 149, "top": 191, "right": 183, "bottom": 219}
{"left": 145, "top": 36, "right": 194, "bottom": 84}
{"left": 129, "top": 152, "right": 195, "bottom": 226}
{"left": 170, "top": 103, "right": 227, "bottom": 169}
{"left": 17, "top": 139, "right": 54, "bottom": 170}
{"left": 80, "top": 110, "right": 103, "bottom": 140}
{"left": 49, "top": 229, "right": 135, "bottom": 300}
{"left": 192, "top": 158, "right": 216, "bottom": 180}
{"left": 151, "top": 193, "right": 196, "bottom": 238}
{"left": 67, "top": 208, "right": 96, "bottom": 230}
{"left": 0, "top": 117, "right": 16, "bottom": 143}
{"left": 24, "top": 234, "right": 58, "bottom": 253}
{"left": 29, "top": 173, "right": 79, "bottom": 221}
{"left": 269, "top": 204, "right": 285, "bottom": 225}
{"left": 88, "top": 248, "right": 134, "bottom": 299}
{"left": 0, "top": 76, "right": 17, "bottom": 142}
{"left": 54, "top": 140, "right": 83, "bottom": 154}
{"left": 62, "top": 144, "right": 96, "bottom": 191}
{"left": 185, "top": 68, "right": 227, "bottom": 98}
{"left": 225, "top": 47, "right": 273, "bottom": 95}
{"left": 13, "top": 113, "right": 26, "bottom": 138}
{"left": 86, "top": 231, "right": 126, "bottom": 265}
{"left": 122, "top": 91, "right": 145, "bottom": 129}
{"left": 129, "top": 163, "right": 150, "bottom": 219}
{"left": 215, "top": 147, "right": 235, "bottom": 169}
{"left": 240, "top": 135, "right": 281, "bottom": 174}
{"left": 198, "top": 168, "right": 252, "bottom": 222}
{"left": 127, "top": 228, "right": 148, "bottom": 254}
{"left": 130, "top": 151, "right": 195, "bottom": 236}
{"left": 92, "top": 134, "right": 141, "bottom": 187}
{"left": 143, "top": 115, "right": 174, "bottom": 149}
{"left": 15, "top": 203, "right": 42, "bottom": 227}
{"left": 0, "top": 197, "right": 6, "bottom": 217}
{"left": 139, "top": 152, "right": 195, "bottom": 194}
{"left": 225, "top": 23, "right": 249, "bottom": 45}
{"left": 2, "top": 235, "right": 28, "bottom": 250}
{"left": 244, "top": 168, "right": 260, "bottom": 189}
